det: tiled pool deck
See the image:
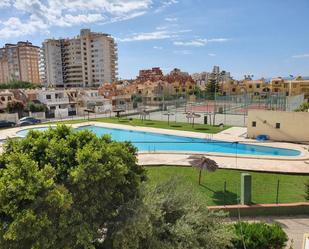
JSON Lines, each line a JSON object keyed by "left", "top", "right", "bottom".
{"left": 1, "top": 122, "right": 309, "bottom": 174}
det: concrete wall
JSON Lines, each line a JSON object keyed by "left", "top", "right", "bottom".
{"left": 247, "top": 110, "right": 309, "bottom": 142}
{"left": 0, "top": 113, "right": 18, "bottom": 123}
{"left": 54, "top": 108, "right": 68, "bottom": 119}
{"left": 29, "top": 112, "right": 46, "bottom": 120}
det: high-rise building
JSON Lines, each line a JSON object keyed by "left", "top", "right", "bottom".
{"left": 41, "top": 29, "right": 118, "bottom": 88}
{"left": 0, "top": 41, "right": 40, "bottom": 84}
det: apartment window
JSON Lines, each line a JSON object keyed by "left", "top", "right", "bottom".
{"left": 46, "top": 95, "right": 51, "bottom": 100}
{"left": 275, "top": 123, "right": 280, "bottom": 129}
{"left": 83, "top": 42, "right": 86, "bottom": 45}
{"left": 256, "top": 84, "right": 260, "bottom": 88}
{"left": 252, "top": 121, "right": 256, "bottom": 127}
{"left": 249, "top": 85, "right": 252, "bottom": 88}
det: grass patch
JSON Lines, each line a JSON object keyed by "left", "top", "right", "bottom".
{"left": 49, "top": 117, "right": 228, "bottom": 134}
{"left": 147, "top": 166, "right": 309, "bottom": 206}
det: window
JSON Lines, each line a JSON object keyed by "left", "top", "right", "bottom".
{"left": 256, "top": 84, "right": 260, "bottom": 88}
{"left": 252, "top": 121, "right": 256, "bottom": 127}
{"left": 275, "top": 123, "right": 280, "bottom": 129}
{"left": 46, "top": 94, "right": 51, "bottom": 100}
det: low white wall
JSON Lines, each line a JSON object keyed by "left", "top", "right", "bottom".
{"left": 0, "top": 113, "right": 18, "bottom": 123}
{"left": 29, "top": 112, "right": 46, "bottom": 120}
{"left": 247, "top": 110, "right": 309, "bottom": 142}
{"left": 55, "top": 108, "right": 69, "bottom": 119}
{"left": 95, "top": 104, "right": 112, "bottom": 113}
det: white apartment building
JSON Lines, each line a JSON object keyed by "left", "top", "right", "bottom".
{"left": 41, "top": 29, "right": 118, "bottom": 88}
{"left": 77, "top": 89, "right": 112, "bottom": 113}
{"left": 37, "top": 89, "right": 77, "bottom": 118}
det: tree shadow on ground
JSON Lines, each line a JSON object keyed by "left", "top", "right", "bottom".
{"left": 211, "top": 190, "right": 238, "bottom": 205}
{"left": 170, "top": 125, "right": 182, "bottom": 128}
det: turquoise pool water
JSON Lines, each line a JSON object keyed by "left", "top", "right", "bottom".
{"left": 16, "top": 125, "right": 301, "bottom": 157}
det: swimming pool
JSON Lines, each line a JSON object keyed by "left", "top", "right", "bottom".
{"left": 16, "top": 125, "right": 301, "bottom": 157}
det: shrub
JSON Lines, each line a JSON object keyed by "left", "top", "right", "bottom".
{"left": 27, "top": 101, "right": 46, "bottom": 112}
{"left": 231, "top": 221, "right": 288, "bottom": 249}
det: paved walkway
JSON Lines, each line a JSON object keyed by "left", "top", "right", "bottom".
{"left": 235, "top": 216, "right": 309, "bottom": 249}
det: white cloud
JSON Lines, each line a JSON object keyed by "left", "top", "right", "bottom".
{"left": 173, "top": 50, "right": 191, "bottom": 55}
{"left": 208, "top": 53, "right": 216, "bottom": 57}
{"left": 155, "top": 0, "right": 179, "bottom": 13}
{"left": 173, "top": 38, "right": 229, "bottom": 47}
{"left": 165, "top": 17, "right": 178, "bottom": 22}
{"left": 292, "top": 54, "right": 309, "bottom": 59}
{"left": 0, "top": 0, "right": 152, "bottom": 38}
{"left": 0, "top": 0, "right": 11, "bottom": 8}
{"left": 119, "top": 31, "right": 175, "bottom": 42}
{"left": 119, "top": 29, "right": 190, "bottom": 42}
{"left": 156, "top": 26, "right": 168, "bottom": 30}
{"left": 0, "top": 16, "right": 48, "bottom": 38}
{"left": 153, "top": 46, "right": 163, "bottom": 49}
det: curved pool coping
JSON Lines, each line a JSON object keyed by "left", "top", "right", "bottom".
{"left": 7, "top": 121, "right": 309, "bottom": 162}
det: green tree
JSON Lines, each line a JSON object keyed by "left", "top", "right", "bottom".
{"left": 27, "top": 101, "right": 46, "bottom": 112}
{"left": 231, "top": 221, "right": 288, "bottom": 249}
{"left": 295, "top": 102, "right": 309, "bottom": 112}
{"left": 206, "top": 78, "right": 219, "bottom": 99}
{"left": 6, "top": 101, "right": 24, "bottom": 118}
{"left": 0, "top": 80, "right": 40, "bottom": 89}
{"left": 102, "top": 179, "right": 234, "bottom": 249}
{"left": 0, "top": 125, "right": 145, "bottom": 249}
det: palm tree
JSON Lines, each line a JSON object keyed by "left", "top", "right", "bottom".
{"left": 188, "top": 155, "right": 218, "bottom": 185}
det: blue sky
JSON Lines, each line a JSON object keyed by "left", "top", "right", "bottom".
{"left": 0, "top": 0, "right": 308, "bottom": 79}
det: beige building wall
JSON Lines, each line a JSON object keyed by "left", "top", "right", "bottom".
{"left": 18, "top": 44, "right": 40, "bottom": 84}
{"left": 247, "top": 110, "right": 309, "bottom": 142}
{"left": 0, "top": 42, "right": 40, "bottom": 84}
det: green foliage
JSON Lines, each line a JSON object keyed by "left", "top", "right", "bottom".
{"left": 27, "top": 101, "right": 46, "bottom": 112}
{"left": 102, "top": 179, "right": 234, "bottom": 249}
{"left": 0, "top": 80, "right": 40, "bottom": 89}
{"left": 305, "top": 180, "right": 309, "bottom": 200}
{"left": 6, "top": 101, "right": 24, "bottom": 113}
{"left": 0, "top": 125, "right": 145, "bottom": 249}
{"left": 295, "top": 102, "right": 309, "bottom": 112}
{"left": 231, "top": 221, "right": 288, "bottom": 249}
{"left": 206, "top": 78, "right": 219, "bottom": 99}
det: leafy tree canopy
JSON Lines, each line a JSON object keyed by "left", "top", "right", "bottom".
{"left": 0, "top": 80, "right": 41, "bottom": 89}
{"left": 6, "top": 101, "right": 24, "bottom": 114}
{"left": 0, "top": 125, "right": 145, "bottom": 249}
{"left": 102, "top": 179, "right": 234, "bottom": 249}
{"left": 27, "top": 101, "right": 47, "bottom": 112}
{"left": 206, "top": 78, "right": 219, "bottom": 99}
